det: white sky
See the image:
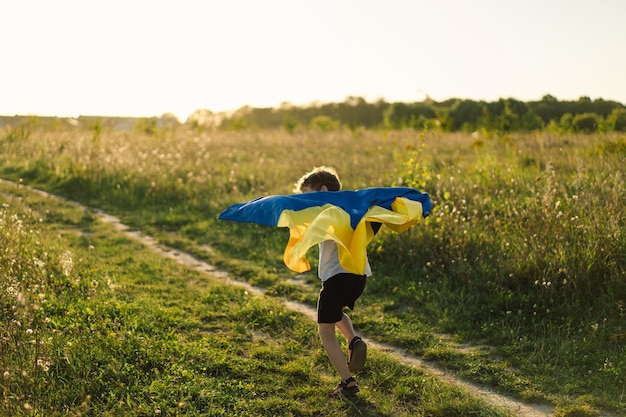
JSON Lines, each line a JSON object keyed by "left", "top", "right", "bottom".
{"left": 2, "top": 0, "right": 625, "bottom": 121}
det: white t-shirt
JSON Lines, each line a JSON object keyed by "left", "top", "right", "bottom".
{"left": 318, "top": 240, "right": 372, "bottom": 281}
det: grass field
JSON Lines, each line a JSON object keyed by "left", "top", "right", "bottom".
{"left": 1, "top": 123, "right": 625, "bottom": 416}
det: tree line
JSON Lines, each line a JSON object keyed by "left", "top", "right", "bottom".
{"left": 188, "top": 95, "right": 626, "bottom": 133}
{"left": 4, "top": 95, "right": 625, "bottom": 134}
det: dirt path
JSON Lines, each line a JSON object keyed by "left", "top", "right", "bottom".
{"left": 1, "top": 179, "right": 559, "bottom": 416}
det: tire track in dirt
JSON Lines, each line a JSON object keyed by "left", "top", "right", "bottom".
{"left": 0, "top": 179, "right": 570, "bottom": 416}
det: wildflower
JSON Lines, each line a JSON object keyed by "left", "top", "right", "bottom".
{"left": 37, "top": 359, "right": 50, "bottom": 372}
{"left": 3, "top": 371, "right": 9, "bottom": 379}
{"left": 59, "top": 250, "right": 74, "bottom": 277}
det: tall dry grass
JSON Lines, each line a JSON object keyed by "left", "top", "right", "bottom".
{"left": 1, "top": 124, "right": 625, "bottom": 411}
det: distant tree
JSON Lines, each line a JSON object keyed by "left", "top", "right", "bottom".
{"left": 482, "top": 99, "right": 531, "bottom": 132}
{"left": 158, "top": 113, "right": 181, "bottom": 129}
{"left": 310, "top": 115, "right": 339, "bottom": 131}
{"left": 528, "top": 95, "right": 623, "bottom": 126}
{"left": 521, "top": 109, "right": 545, "bottom": 131}
{"left": 383, "top": 102, "right": 412, "bottom": 129}
{"left": 576, "top": 96, "right": 594, "bottom": 114}
{"left": 495, "top": 100, "right": 520, "bottom": 132}
{"left": 447, "top": 99, "right": 482, "bottom": 131}
{"left": 383, "top": 102, "right": 435, "bottom": 130}
{"left": 490, "top": 98, "right": 542, "bottom": 131}
{"left": 546, "top": 119, "right": 561, "bottom": 133}
{"left": 505, "top": 98, "right": 529, "bottom": 116}
{"left": 160, "top": 112, "right": 180, "bottom": 124}
{"left": 186, "top": 109, "right": 223, "bottom": 129}
{"left": 560, "top": 113, "right": 574, "bottom": 132}
{"left": 607, "top": 108, "right": 626, "bottom": 132}
{"left": 572, "top": 113, "right": 600, "bottom": 133}
{"left": 282, "top": 113, "right": 298, "bottom": 133}
{"left": 194, "top": 95, "right": 626, "bottom": 134}
{"left": 591, "top": 98, "right": 624, "bottom": 118}
{"left": 530, "top": 95, "right": 565, "bottom": 124}
{"left": 243, "top": 107, "right": 284, "bottom": 129}
{"left": 335, "top": 96, "right": 385, "bottom": 129}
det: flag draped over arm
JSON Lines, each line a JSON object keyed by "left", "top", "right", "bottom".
{"left": 217, "top": 187, "right": 432, "bottom": 274}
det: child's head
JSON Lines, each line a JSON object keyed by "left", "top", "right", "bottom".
{"left": 294, "top": 166, "right": 342, "bottom": 193}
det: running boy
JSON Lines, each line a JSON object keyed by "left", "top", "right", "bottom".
{"left": 293, "top": 166, "right": 368, "bottom": 396}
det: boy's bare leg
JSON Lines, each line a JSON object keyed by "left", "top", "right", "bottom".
{"left": 336, "top": 312, "right": 367, "bottom": 372}
{"left": 335, "top": 313, "right": 356, "bottom": 342}
{"left": 318, "top": 322, "right": 357, "bottom": 386}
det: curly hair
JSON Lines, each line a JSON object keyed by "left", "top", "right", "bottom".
{"left": 293, "top": 166, "right": 342, "bottom": 193}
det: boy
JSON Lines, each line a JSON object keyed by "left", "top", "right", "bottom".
{"left": 293, "top": 166, "right": 368, "bottom": 396}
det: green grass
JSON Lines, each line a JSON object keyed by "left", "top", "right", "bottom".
{"left": 0, "top": 181, "right": 507, "bottom": 416}
{"left": 1, "top": 124, "right": 624, "bottom": 415}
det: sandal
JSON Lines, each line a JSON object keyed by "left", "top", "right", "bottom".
{"left": 331, "top": 376, "right": 360, "bottom": 396}
{"left": 348, "top": 336, "right": 367, "bottom": 372}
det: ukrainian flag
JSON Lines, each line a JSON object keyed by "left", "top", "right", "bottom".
{"left": 217, "top": 187, "right": 432, "bottom": 274}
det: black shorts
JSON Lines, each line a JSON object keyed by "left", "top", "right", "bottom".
{"left": 317, "top": 273, "right": 367, "bottom": 323}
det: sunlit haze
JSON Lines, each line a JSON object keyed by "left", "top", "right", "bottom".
{"left": 2, "top": 0, "right": 625, "bottom": 121}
